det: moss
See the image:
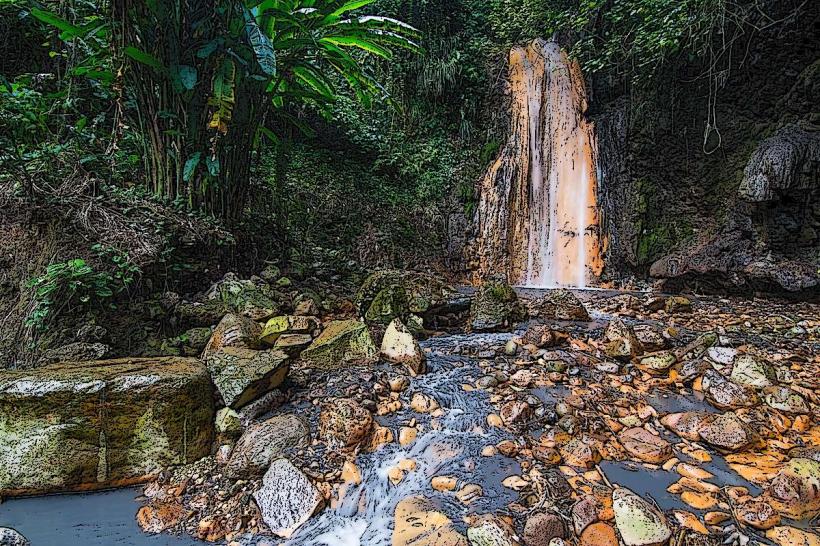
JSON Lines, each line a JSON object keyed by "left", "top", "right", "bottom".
{"left": 364, "top": 285, "right": 408, "bottom": 324}
{"left": 300, "top": 319, "right": 377, "bottom": 369}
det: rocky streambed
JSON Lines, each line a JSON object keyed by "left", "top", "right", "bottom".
{"left": 1, "top": 272, "right": 819, "bottom": 546}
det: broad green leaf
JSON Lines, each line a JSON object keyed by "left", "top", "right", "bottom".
{"left": 245, "top": 13, "right": 276, "bottom": 76}
{"left": 330, "top": 0, "right": 376, "bottom": 17}
{"left": 176, "top": 64, "right": 198, "bottom": 90}
{"left": 205, "top": 154, "right": 220, "bottom": 176}
{"left": 320, "top": 36, "right": 391, "bottom": 59}
{"left": 183, "top": 152, "right": 202, "bottom": 182}
{"left": 30, "top": 8, "right": 82, "bottom": 38}
{"left": 123, "top": 46, "right": 164, "bottom": 70}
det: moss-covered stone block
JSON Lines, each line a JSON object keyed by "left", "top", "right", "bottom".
{"left": 0, "top": 357, "right": 214, "bottom": 496}
{"left": 299, "top": 319, "right": 376, "bottom": 370}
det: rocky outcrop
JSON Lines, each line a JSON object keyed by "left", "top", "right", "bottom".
{"left": 650, "top": 123, "right": 819, "bottom": 295}
{"left": 299, "top": 319, "right": 377, "bottom": 370}
{"left": 739, "top": 125, "right": 820, "bottom": 201}
{"left": 470, "top": 279, "right": 525, "bottom": 332}
{"left": 355, "top": 270, "right": 467, "bottom": 325}
{"left": 225, "top": 414, "right": 310, "bottom": 477}
{"left": 0, "top": 357, "right": 214, "bottom": 496}
{"left": 380, "top": 318, "right": 426, "bottom": 376}
{"left": 253, "top": 458, "right": 323, "bottom": 538}
{"left": 204, "top": 347, "right": 289, "bottom": 408}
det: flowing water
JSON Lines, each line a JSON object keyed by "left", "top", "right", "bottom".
{"left": 285, "top": 332, "right": 520, "bottom": 546}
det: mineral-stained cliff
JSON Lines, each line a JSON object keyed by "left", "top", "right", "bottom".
{"left": 475, "top": 39, "right": 603, "bottom": 288}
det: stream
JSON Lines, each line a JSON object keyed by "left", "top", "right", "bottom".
{"left": 1, "top": 289, "right": 817, "bottom": 545}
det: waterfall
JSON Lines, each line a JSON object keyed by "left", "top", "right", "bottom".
{"left": 476, "top": 39, "right": 603, "bottom": 288}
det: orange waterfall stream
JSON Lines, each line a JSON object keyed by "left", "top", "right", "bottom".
{"left": 476, "top": 39, "right": 604, "bottom": 288}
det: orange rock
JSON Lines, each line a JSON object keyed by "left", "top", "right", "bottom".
{"left": 579, "top": 522, "right": 619, "bottom": 546}
{"left": 681, "top": 491, "right": 718, "bottom": 510}
{"left": 704, "top": 511, "right": 731, "bottom": 525}
{"left": 673, "top": 510, "right": 709, "bottom": 534}
{"left": 137, "top": 501, "right": 186, "bottom": 534}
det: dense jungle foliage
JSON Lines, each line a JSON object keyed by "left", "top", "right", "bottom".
{"left": 0, "top": 0, "right": 812, "bottom": 340}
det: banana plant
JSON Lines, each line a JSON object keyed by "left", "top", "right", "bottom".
{"left": 29, "top": 0, "right": 421, "bottom": 220}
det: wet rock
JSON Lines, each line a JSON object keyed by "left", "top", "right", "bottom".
{"left": 432, "top": 476, "right": 458, "bottom": 492}
{"left": 730, "top": 354, "right": 776, "bottom": 388}
{"left": 579, "top": 522, "right": 618, "bottom": 546}
{"left": 260, "top": 315, "right": 320, "bottom": 346}
{"left": 294, "top": 291, "right": 321, "bottom": 316}
{"left": 734, "top": 498, "right": 781, "bottom": 530}
{"left": 411, "top": 392, "right": 441, "bottom": 413}
{"left": 236, "top": 389, "right": 286, "bottom": 426}
{"left": 253, "top": 458, "right": 323, "bottom": 538}
{"left": 633, "top": 325, "right": 668, "bottom": 352}
{"left": 701, "top": 370, "right": 759, "bottom": 410}
{"left": 522, "top": 325, "right": 568, "bottom": 348}
{"left": 505, "top": 339, "right": 519, "bottom": 355}
{"left": 618, "top": 427, "right": 672, "bottom": 464}
{"left": 299, "top": 319, "right": 377, "bottom": 370}
{"left": 381, "top": 318, "right": 427, "bottom": 376}
{"left": 272, "top": 333, "right": 313, "bottom": 357}
{"left": 0, "top": 357, "right": 214, "bottom": 496}
{"left": 767, "top": 458, "right": 820, "bottom": 520}
{"left": 526, "top": 289, "right": 590, "bottom": 321}
{"left": 500, "top": 400, "right": 533, "bottom": 426}
{"left": 356, "top": 270, "right": 465, "bottom": 325}
{"left": 225, "top": 414, "right": 310, "bottom": 477}
{"left": 477, "top": 375, "right": 499, "bottom": 389}
{"left": 202, "top": 314, "right": 262, "bottom": 358}
{"left": 393, "top": 496, "right": 468, "bottom": 546}
{"left": 0, "top": 528, "right": 30, "bottom": 546}
{"left": 673, "top": 332, "right": 717, "bottom": 362}
{"left": 612, "top": 487, "right": 671, "bottom": 546}
{"left": 665, "top": 296, "right": 692, "bottom": 314}
{"left": 523, "top": 512, "right": 565, "bottom": 546}
{"left": 697, "top": 412, "right": 758, "bottom": 452}
{"left": 788, "top": 446, "right": 820, "bottom": 462}
{"left": 204, "top": 347, "right": 289, "bottom": 409}
{"left": 470, "top": 280, "right": 525, "bottom": 332}
{"left": 560, "top": 437, "right": 601, "bottom": 469}
{"left": 572, "top": 495, "right": 601, "bottom": 535}
{"left": 510, "top": 370, "right": 535, "bottom": 388}
{"left": 215, "top": 407, "right": 242, "bottom": 438}
{"left": 603, "top": 319, "right": 643, "bottom": 360}
{"left": 259, "top": 264, "right": 281, "bottom": 283}
{"left": 318, "top": 398, "right": 373, "bottom": 449}
{"left": 766, "top": 526, "right": 820, "bottom": 546}
{"left": 207, "top": 273, "right": 279, "bottom": 321}
{"left": 706, "top": 346, "right": 737, "bottom": 366}
{"left": 38, "top": 341, "right": 111, "bottom": 365}
{"left": 137, "top": 501, "right": 186, "bottom": 534}
{"left": 175, "top": 298, "right": 230, "bottom": 329}
{"left": 467, "top": 515, "right": 520, "bottom": 546}
{"left": 456, "top": 484, "right": 484, "bottom": 504}
{"left": 637, "top": 352, "right": 676, "bottom": 374}
{"left": 764, "top": 386, "right": 810, "bottom": 414}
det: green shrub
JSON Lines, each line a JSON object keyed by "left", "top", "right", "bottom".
{"left": 25, "top": 247, "right": 140, "bottom": 332}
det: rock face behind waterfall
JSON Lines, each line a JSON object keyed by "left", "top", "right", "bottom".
{"left": 650, "top": 123, "right": 820, "bottom": 295}
{"left": 0, "top": 357, "right": 214, "bottom": 496}
{"left": 475, "top": 39, "right": 603, "bottom": 287}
